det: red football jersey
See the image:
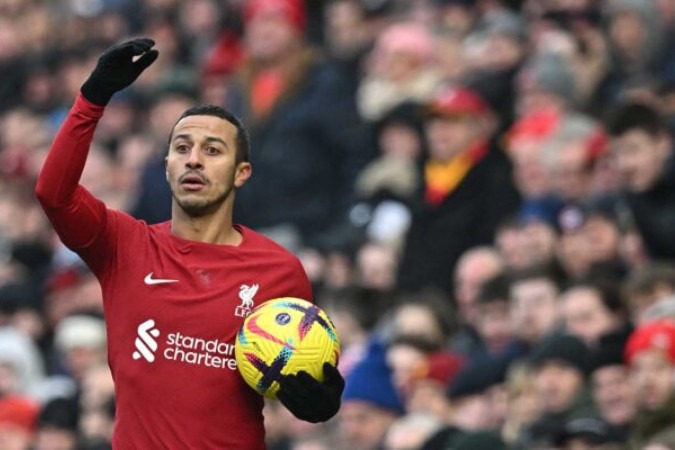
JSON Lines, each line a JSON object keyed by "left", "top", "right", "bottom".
{"left": 36, "top": 96, "right": 313, "bottom": 449}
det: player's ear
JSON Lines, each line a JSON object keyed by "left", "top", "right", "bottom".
{"left": 234, "top": 162, "right": 252, "bottom": 188}
{"left": 165, "top": 156, "right": 169, "bottom": 182}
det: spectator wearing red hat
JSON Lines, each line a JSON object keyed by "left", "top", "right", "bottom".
{"left": 227, "top": 0, "right": 370, "bottom": 248}
{"left": 406, "top": 351, "right": 465, "bottom": 419}
{"left": 540, "top": 114, "right": 612, "bottom": 203}
{"left": 504, "top": 109, "right": 562, "bottom": 204}
{"left": 626, "top": 319, "right": 675, "bottom": 446}
{"left": 385, "top": 335, "right": 464, "bottom": 419}
{"left": 0, "top": 396, "right": 39, "bottom": 450}
{"left": 396, "top": 85, "right": 520, "bottom": 294}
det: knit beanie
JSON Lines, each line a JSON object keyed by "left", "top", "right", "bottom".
{"left": 530, "top": 334, "right": 590, "bottom": 375}
{"left": 38, "top": 397, "right": 79, "bottom": 432}
{"left": 625, "top": 319, "right": 675, "bottom": 365}
{"left": 447, "top": 356, "right": 508, "bottom": 400}
{"left": 519, "top": 53, "right": 575, "bottom": 101}
{"left": 589, "top": 343, "right": 625, "bottom": 374}
{"left": 342, "top": 339, "right": 405, "bottom": 413}
{"left": 243, "top": 0, "right": 306, "bottom": 34}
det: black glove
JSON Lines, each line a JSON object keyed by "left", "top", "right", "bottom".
{"left": 80, "top": 37, "right": 159, "bottom": 106}
{"left": 277, "top": 362, "right": 345, "bottom": 423}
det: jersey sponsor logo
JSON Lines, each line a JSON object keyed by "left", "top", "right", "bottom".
{"left": 133, "top": 319, "right": 160, "bottom": 362}
{"left": 235, "top": 283, "right": 259, "bottom": 317}
{"left": 132, "top": 319, "right": 237, "bottom": 370}
{"left": 144, "top": 272, "right": 179, "bottom": 285}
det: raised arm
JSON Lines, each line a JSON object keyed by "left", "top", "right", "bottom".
{"left": 35, "top": 38, "right": 158, "bottom": 249}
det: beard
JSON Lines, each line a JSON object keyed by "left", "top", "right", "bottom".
{"left": 172, "top": 184, "right": 234, "bottom": 217}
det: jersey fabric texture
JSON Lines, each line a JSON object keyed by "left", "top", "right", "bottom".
{"left": 36, "top": 95, "right": 313, "bottom": 449}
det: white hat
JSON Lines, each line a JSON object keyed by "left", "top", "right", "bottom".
{"left": 54, "top": 315, "right": 106, "bottom": 352}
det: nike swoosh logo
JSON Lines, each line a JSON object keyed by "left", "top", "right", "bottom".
{"left": 144, "top": 272, "right": 179, "bottom": 285}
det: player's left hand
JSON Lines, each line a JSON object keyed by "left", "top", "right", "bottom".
{"left": 277, "top": 362, "right": 344, "bottom": 423}
{"left": 81, "top": 37, "right": 159, "bottom": 106}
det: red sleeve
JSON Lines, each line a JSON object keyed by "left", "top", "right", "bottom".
{"left": 35, "top": 94, "right": 112, "bottom": 253}
{"left": 292, "top": 257, "right": 314, "bottom": 303}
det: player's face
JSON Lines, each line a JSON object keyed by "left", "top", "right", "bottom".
{"left": 166, "top": 115, "right": 251, "bottom": 216}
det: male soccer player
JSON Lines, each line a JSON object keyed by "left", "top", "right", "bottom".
{"left": 35, "top": 38, "right": 344, "bottom": 449}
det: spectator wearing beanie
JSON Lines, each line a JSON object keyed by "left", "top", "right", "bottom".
{"left": 588, "top": 337, "right": 636, "bottom": 441}
{"left": 445, "top": 356, "right": 510, "bottom": 432}
{"left": 524, "top": 334, "right": 599, "bottom": 448}
{"left": 516, "top": 53, "right": 577, "bottom": 117}
{"left": 554, "top": 416, "right": 618, "bottom": 449}
{"left": 625, "top": 319, "right": 675, "bottom": 446}
{"left": 340, "top": 339, "right": 404, "bottom": 450}
{"left": 53, "top": 314, "right": 107, "bottom": 383}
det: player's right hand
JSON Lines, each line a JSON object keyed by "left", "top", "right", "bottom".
{"left": 80, "top": 37, "right": 159, "bottom": 106}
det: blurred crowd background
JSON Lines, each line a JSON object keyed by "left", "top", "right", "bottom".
{"left": 1, "top": 0, "right": 675, "bottom": 449}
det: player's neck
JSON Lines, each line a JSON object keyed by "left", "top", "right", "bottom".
{"left": 170, "top": 206, "right": 242, "bottom": 246}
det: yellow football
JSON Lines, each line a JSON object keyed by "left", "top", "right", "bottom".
{"left": 235, "top": 298, "right": 341, "bottom": 399}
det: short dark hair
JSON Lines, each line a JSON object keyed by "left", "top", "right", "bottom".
{"left": 564, "top": 277, "right": 625, "bottom": 315}
{"left": 508, "top": 264, "right": 565, "bottom": 291}
{"left": 170, "top": 105, "right": 250, "bottom": 163}
{"left": 477, "top": 274, "right": 510, "bottom": 305}
{"left": 606, "top": 101, "right": 667, "bottom": 138}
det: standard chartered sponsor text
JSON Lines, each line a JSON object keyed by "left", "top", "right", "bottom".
{"left": 164, "top": 332, "right": 237, "bottom": 370}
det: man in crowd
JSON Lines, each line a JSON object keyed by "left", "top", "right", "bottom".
{"left": 35, "top": 37, "right": 343, "bottom": 449}
{"left": 397, "top": 86, "right": 519, "bottom": 294}
{"left": 607, "top": 101, "right": 675, "bottom": 259}
{"left": 626, "top": 319, "right": 675, "bottom": 446}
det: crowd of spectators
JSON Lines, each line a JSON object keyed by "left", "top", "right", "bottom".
{"left": 1, "top": 0, "right": 675, "bottom": 449}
